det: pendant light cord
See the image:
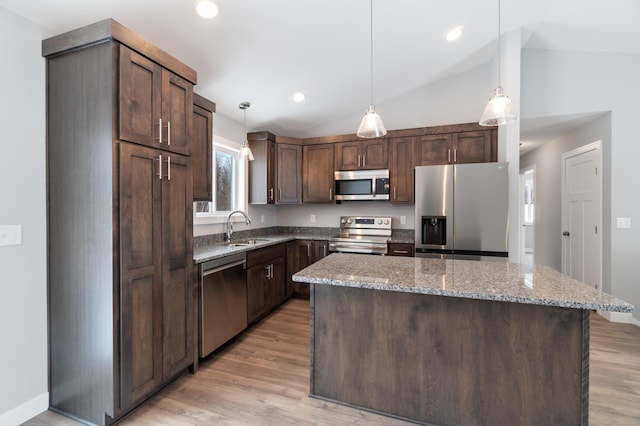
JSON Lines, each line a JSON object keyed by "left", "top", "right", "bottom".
{"left": 497, "top": 0, "right": 501, "bottom": 86}
{"left": 369, "top": 0, "right": 374, "bottom": 106}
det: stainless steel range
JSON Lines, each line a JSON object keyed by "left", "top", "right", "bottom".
{"left": 329, "top": 216, "right": 392, "bottom": 255}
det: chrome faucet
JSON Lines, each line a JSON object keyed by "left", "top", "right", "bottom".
{"left": 226, "top": 210, "right": 251, "bottom": 241}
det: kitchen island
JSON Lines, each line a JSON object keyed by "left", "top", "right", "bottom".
{"left": 293, "top": 254, "right": 633, "bottom": 426}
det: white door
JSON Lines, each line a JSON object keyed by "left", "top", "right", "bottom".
{"left": 561, "top": 141, "right": 601, "bottom": 290}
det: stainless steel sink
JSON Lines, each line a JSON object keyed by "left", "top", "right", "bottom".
{"left": 226, "top": 238, "right": 272, "bottom": 247}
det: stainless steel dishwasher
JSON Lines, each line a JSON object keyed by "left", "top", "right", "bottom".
{"left": 200, "top": 252, "right": 248, "bottom": 358}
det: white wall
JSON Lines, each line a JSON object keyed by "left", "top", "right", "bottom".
{"left": 520, "top": 114, "right": 610, "bottom": 275}
{"left": 0, "top": 7, "right": 49, "bottom": 425}
{"left": 522, "top": 49, "right": 639, "bottom": 319}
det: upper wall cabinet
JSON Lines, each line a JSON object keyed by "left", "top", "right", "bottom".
{"left": 119, "top": 45, "right": 193, "bottom": 156}
{"left": 334, "top": 139, "right": 388, "bottom": 171}
{"left": 192, "top": 94, "right": 216, "bottom": 201}
{"left": 303, "top": 144, "right": 335, "bottom": 203}
{"left": 415, "top": 129, "right": 496, "bottom": 166}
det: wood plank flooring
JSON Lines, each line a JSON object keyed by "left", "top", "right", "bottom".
{"left": 25, "top": 299, "right": 640, "bottom": 425}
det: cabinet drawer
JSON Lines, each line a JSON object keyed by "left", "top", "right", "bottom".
{"left": 388, "top": 243, "right": 414, "bottom": 257}
{"left": 246, "top": 243, "right": 286, "bottom": 268}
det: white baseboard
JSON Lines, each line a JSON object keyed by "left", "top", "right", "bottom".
{"left": 0, "top": 392, "right": 48, "bottom": 426}
{"left": 597, "top": 310, "right": 640, "bottom": 326}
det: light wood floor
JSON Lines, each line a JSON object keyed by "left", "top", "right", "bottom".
{"left": 25, "top": 299, "right": 640, "bottom": 425}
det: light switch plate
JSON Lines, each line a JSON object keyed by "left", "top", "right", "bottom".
{"left": 310, "top": 215, "right": 316, "bottom": 223}
{"left": 400, "top": 216, "right": 407, "bottom": 225}
{"left": 0, "top": 225, "right": 22, "bottom": 246}
{"left": 616, "top": 217, "right": 631, "bottom": 228}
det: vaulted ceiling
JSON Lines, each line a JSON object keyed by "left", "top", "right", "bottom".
{"left": 2, "top": 0, "right": 639, "bottom": 141}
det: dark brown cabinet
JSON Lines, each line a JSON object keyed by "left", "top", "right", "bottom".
{"left": 119, "top": 143, "right": 193, "bottom": 408}
{"left": 334, "top": 139, "right": 388, "bottom": 170}
{"left": 249, "top": 132, "right": 302, "bottom": 205}
{"left": 246, "top": 243, "right": 287, "bottom": 323}
{"left": 388, "top": 136, "right": 415, "bottom": 203}
{"left": 303, "top": 144, "right": 335, "bottom": 203}
{"left": 192, "top": 93, "right": 215, "bottom": 201}
{"left": 415, "top": 130, "right": 496, "bottom": 166}
{"left": 288, "top": 239, "right": 329, "bottom": 298}
{"left": 119, "top": 45, "right": 193, "bottom": 156}
{"left": 276, "top": 143, "right": 302, "bottom": 203}
{"left": 44, "top": 20, "right": 197, "bottom": 426}
{"left": 388, "top": 242, "right": 415, "bottom": 257}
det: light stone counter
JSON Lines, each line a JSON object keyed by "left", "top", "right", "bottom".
{"left": 293, "top": 253, "right": 633, "bottom": 312}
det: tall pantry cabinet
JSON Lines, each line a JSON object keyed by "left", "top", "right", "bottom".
{"left": 44, "top": 19, "right": 195, "bottom": 425}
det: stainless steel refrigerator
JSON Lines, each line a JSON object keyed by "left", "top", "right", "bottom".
{"left": 414, "top": 162, "right": 509, "bottom": 260}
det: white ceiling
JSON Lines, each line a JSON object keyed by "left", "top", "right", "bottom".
{"left": 2, "top": 0, "right": 640, "bottom": 142}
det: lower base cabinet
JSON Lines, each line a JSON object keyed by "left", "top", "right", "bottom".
{"left": 288, "top": 239, "right": 329, "bottom": 298}
{"left": 247, "top": 243, "right": 287, "bottom": 323}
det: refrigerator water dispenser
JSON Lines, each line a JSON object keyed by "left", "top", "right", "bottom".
{"left": 421, "top": 216, "right": 447, "bottom": 246}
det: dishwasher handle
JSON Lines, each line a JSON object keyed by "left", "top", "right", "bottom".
{"left": 202, "top": 258, "right": 246, "bottom": 276}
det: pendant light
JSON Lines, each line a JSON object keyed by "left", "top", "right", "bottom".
{"left": 479, "top": 0, "right": 517, "bottom": 126}
{"left": 238, "top": 102, "right": 254, "bottom": 161}
{"left": 357, "top": 0, "right": 387, "bottom": 138}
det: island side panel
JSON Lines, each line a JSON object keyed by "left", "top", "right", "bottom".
{"left": 311, "top": 285, "right": 587, "bottom": 426}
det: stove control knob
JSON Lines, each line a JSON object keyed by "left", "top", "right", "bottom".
{"left": 384, "top": 219, "right": 390, "bottom": 225}
{"left": 377, "top": 219, "right": 382, "bottom": 225}
{"left": 340, "top": 218, "right": 347, "bottom": 224}
{"left": 347, "top": 218, "right": 353, "bottom": 224}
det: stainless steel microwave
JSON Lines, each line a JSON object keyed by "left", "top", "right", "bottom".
{"left": 334, "top": 169, "right": 390, "bottom": 201}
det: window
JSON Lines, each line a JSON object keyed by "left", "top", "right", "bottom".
{"left": 195, "top": 137, "right": 248, "bottom": 223}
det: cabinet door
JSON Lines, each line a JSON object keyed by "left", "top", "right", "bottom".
{"left": 303, "top": 144, "right": 335, "bottom": 203}
{"left": 312, "top": 240, "right": 329, "bottom": 263}
{"left": 361, "top": 139, "right": 388, "bottom": 169}
{"left": 119, "top": 45, "right": 162, "bottom": 149}
{"left": 415, "top": 134, "right": 451, "bottom": 166}
{"left": 247, "top": 263, "right": 268, "bottom": 323}
{"left": 249, "top": 139, "right": 276, "bottom": 204}
{"left": 277, "top": 143, "right": 302, "bottom": 204}
{"left": 160, "top": 154, "right": 193, "bottom": 380}
{"left": 267, "top": 257, "right": 286, "bottom": 308}
{"left": 162, "top": 70, "right": 193, "bottom": 156}
{"left": 389, "top": 137, "right": 414, "bottom": 203}
{"left": 293, "top": 240, "right": 313, "bottom": 298}
{"left": 334, "top": 141, "right": 361, "bottom": 170}
{"left": 119, "top": 143, "right": 163, "bottom": 410}
{"left": 388, "top": 243, "right": 415, "bottom": 257}
{"left": 192, "top": 103, "right": 212, "bottom": 201}
{"left": 452, "top": 131, "right": 496, "bottom": 164}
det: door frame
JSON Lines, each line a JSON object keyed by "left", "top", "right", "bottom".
{"left": 560, "top": 140, "right": 602, "bottom": 292}
{"left": 519, "top": 165, "right": 536, "bottom": 265}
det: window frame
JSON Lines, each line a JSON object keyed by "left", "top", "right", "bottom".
{"left": 194, "top": 135, "right": 248, "bottom": 225}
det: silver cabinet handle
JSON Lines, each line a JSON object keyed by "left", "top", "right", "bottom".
{"left": 265, "top": 264, "right": 271, "bottom": 280}
{"left": 363, "top": 155, "right": 366, "bottom": 168}
{"left": 270, "top": 264, "right": 274, "bottom": 279}
{"left": 307, "top": 244, "right": 311, "bottom": 258}
{"left": 167, "top": 156, "right": 171, "bottom": 181}
{"left": 448, "top": 149, "right": 451, "bottom": 163}
{"left": 329, "top": 188, "right": 332, "bottom": 201}
{"left": 394, "top": 250, "right": 409, "bottom": 254}
{"left": 278, "top": 188, "right": 281, "bottom": 201}
{"left": 320, "top": 245, "right": 326, "bottom": 257}
{"left": 394, "top": 187, "right": 397, "bottom": 200}
{"left": 357, "top": 155, "right": 361, "bottom": 168}
{"left": 167, "top": 121, "right": 171, "bottom": 146}
{"left": 157, "top": 154, "right": 163, "bottom": 180}
{"left": 157, "top": 118, "right": 163, "bottom": 144}
{"left": 269, "top": 188, "right": 274, "bottom": 201}
{"left": 454, "top": 149, "right": 457, "bottom": 163}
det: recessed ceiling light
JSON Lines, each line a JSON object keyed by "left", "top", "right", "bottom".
{"left": 292, "top": 92, "right": 306, "bottom": 102}
{"left": 446, "top": 26, "right": 463, "bottom": 42}
{"left": 194, "top": 0, "right": 220, "bottom": 19}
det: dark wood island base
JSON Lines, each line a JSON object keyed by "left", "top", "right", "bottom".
{"left": 310, "top": 284, "right": 589, "bottom": 426}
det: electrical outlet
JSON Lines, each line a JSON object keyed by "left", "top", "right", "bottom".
{"left": 400, "top": 216, "right": 407, "bottom": 225}
{"left": 310, "top": 214, "right": 316, "bottom": 223}
{"left": 260, "top": 214, "right": 265, "bottom": 223}
{"left": 0, "top": 225, "right": 22, "bottom": 247}
{"left": 616, "top": 217, "right": 631, "bottom": 228}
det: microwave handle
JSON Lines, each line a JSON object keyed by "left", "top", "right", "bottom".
{"left": 372, "top": 178, "right": 376, "bottom": 197}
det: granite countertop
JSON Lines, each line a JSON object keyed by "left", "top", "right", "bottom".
{"left": 292, "top": 253, "right": 634, "bottom": 313}
{"left": 193, "top": 233, "right": 331, "bottom": 263}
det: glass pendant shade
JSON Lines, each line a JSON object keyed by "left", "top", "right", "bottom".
{"left": 479, "top": 86, "right": 517, "bottom": 126}
{"left": 357, "top": 104, "right": 387, "bottom": 138}
{"left": 238, "top": 101, "right": 254, "bottom": 161}
{"left": 240, "top": 143, "right": 254, "bottom": 161}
